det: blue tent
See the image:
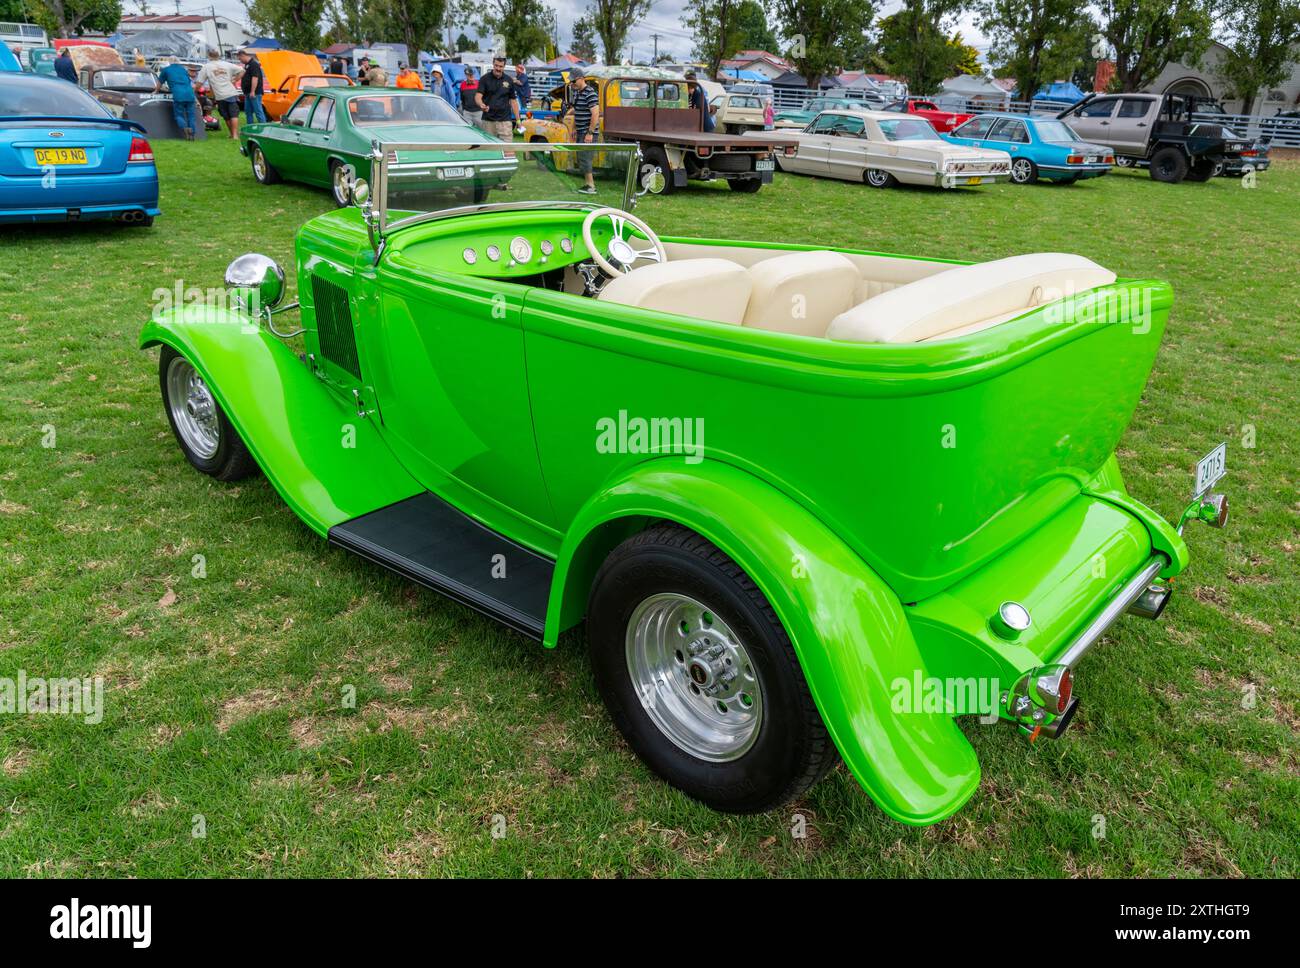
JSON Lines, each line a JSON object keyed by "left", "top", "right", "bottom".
{"left": 0, "top": 43, "right": 21, "bottom": 72}
{"left": 720, "top": 68, "right": 766, "bottom": 82}
{"left": 1032, "top": 80, "right": 1085, "bottom": 104}
{"left": 247, "top": 37, "right": 281, "bottom": 50}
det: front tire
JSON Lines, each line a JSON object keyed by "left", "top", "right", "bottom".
{"left": 329, "top": 160, "right": 354, "bottom": 207}
{"left": 159, "top": 347, "right": 258, "bottom": 481}
{"left": 864, "top": 168, "right": 895, "bottom": 188}
{"left": 1010, "top": 157, "right": 1038, "bottom": 184}
{"left": 587, "top": 524, "right": 838, "bottom": 813}
{"left": 249, "top": 143, "right": 280, "bottom": 185}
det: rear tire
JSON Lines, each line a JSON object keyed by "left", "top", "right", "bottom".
{"left": 1184, "top": 159, "right": 1215, "bottom": 182}
{"left": 159, "top": 347, "right": 258, "bottom": 481}
{"left": 250, "top": 143, "right": 281, "bottom": 185}
{"left": 1149, "top": 147, "right": 1188, "bottom": 183}
{"left": 587, "top": 524, "right": 838, "bottom": 814}
{"left": 727, "top": 177, "right": 762, "bottom": 192}
{"left": 864, "top": 168, "right": 895, "bottom": 188}
{"left": 329, "top": 160, "right": 354, "bottom": 207}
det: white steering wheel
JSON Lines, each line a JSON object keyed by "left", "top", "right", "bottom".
{"left": 581, "top": 207, "right": 667, "bottom": 277}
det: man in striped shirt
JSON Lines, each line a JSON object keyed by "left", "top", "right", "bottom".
{"left": 566, "top": 68, "right": 600, "bottom": 195}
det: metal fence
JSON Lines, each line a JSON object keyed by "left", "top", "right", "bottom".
{"left": 1189, "top": 112, "right": 1300, "bottom": 148}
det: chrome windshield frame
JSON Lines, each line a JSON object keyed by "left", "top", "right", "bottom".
{"left": 367, "top": 140, "right": 642, "bottom": 241}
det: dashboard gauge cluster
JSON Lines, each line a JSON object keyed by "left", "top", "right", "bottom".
{"left": 460, "top": 235, "right": 577, "bottom": 269}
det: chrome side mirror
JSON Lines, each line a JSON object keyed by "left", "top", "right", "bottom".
{"left": 225, "top": 253, "right": 285, "bottom": 314}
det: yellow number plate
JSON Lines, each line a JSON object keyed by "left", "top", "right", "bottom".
{"left": 965, "top": 176, "right": 982, "bottom": 185}
{"left": 34, "top": 147, "right": 88, "bottom": 166}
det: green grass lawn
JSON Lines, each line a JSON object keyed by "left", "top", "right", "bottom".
{"left": 1, "top": 138, "right": 1296, "bottom": 877}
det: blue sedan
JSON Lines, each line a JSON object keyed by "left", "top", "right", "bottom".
{"left": 943, "top": 113, "right": 1114, "bottom": 185}
{"left": 0, "top": 72, "right": 159, "bottom": 225}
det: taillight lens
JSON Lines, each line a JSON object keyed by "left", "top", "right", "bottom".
{"left": 697, "top": 146, "right": 711, "bottom": 158}
{"left": 1242, "top": 149, "right": 1258, "bottom": 157}
{"left": 128, "top": 137, "right": 154, "bottom": 163}
{"left": 1056, "top": 668, "right": 1073, "bottom": 713}
{"left": 784, "top": 145, "right": 797, "bottom": 155}
{"left": 1103, "top": 154, "right": 1115, "bottom": 164}
{"left": 1067, "top": 154, "right": 1084, "bottom": 164}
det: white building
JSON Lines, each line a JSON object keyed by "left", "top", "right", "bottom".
{"left": 117, "top": 14, "right": 254, "bottom": 56}
{"left": 1149, "top": 41, "right": 1300, "bottom": 115}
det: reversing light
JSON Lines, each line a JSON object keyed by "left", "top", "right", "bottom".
{"left": 128, "top": 137, "right": 154, "bottom": 163}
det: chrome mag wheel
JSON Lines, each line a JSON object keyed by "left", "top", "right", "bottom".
{"left": 165, "top": 356, "right": 220, "bottom": 460}
{"left": 332, "top": 163, "right": 353, "bottom": 205}
{"left": 1011, "top": 158, "right": 1034, "bottom": 183}
{"left": 625, "top": 592, "right": 763, "bottom": 762}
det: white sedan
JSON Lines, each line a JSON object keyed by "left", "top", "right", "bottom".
{"left": 760, "top": 109, "right": 1013, "bottom": 188}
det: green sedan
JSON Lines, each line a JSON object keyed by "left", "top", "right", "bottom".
{"left": 774, "top": 96, "right": 883, "bottom": 129}
{"left": 239, "top": 87, "right": 517, "bottom": 207}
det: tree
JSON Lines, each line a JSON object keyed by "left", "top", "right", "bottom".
{"left": 373, "top": 0, "right": 446, "bottom": 62}
{"left": 682, "top": 0, "right": 742, "bottom": 77}
{"left": 456, "top": 31, "right": 479, "bottom": 51}
{"left": 733, "top": 0, "right": 778, "bottom": 52}
{"left": 947, "top": 32, "right": 980, "bottom": 75}
{"left": 1216, "top": 0, "right": 1300, "bottom": 114}
{"left": 977, "top": 0, "right": 1092, "bottom": 99}
{"left": 0, "top": 0, "right": 28, "bottom": 19}
{"left": 586, "top": 0, "right": 654, "bottom": 64}
{"left": 570, "top": 14, "right": 598, "bottom": 60}
{"left": 771, "top": 0, "right": 877, "bottom": 89}
{"left": 29, "top": 0, "right": 120, "bottom": 38}
{"left": 1097, "top": 0, "right": 1213, "bottom": 92}
{"left": 328, "top": 0, "right": 384, "bottom": 44}
{"left": 876, "top": 1, "right": 967, "bottom": 93}
{"left": 245, "top": 0, "right": 327, "bottom": 51}
{"left": 480, "top": 0, "right": 551, "bottom": 59}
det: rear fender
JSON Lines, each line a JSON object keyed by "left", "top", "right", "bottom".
{"left": 546, "top": 459, "right": 981, "bottom": 825}
{"left": 141, "top": 305, "right": 422, "bottom": 535}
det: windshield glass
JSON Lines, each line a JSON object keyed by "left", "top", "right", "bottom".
{"left": 302, "top": 75, "right": 351, "bottom": 88}
{"left": 878, "top": 117, "right": 939, "bottom": 141}
{"left": 1035, "top": 120, "right": 1080, "bottom": 142}
{"left": 96, "top": 70, "right": 157, "bottom": 90}
{"left": 0, "top": 75, "right": 109, "bottom": 117}
{"left": 378, "top": 142, "right": 640, "bottom": 232}
{"left": 349, "top": 94, "right": 464, "bottom": 126}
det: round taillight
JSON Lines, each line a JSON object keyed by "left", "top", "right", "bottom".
{"left": 1057, "top": 668, "right": 1073, "bottom": 713}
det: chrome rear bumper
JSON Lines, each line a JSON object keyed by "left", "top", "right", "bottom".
{"left": 1056, "top": 555, "right": 1168, "bottom": 669}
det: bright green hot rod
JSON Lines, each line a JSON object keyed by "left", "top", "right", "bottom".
{"left": 141, "top": 142, "right": 1229, "bottom": 823}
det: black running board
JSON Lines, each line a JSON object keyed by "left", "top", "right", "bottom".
{"left": 328, "top": 492, "right": 554, "bottom": 639}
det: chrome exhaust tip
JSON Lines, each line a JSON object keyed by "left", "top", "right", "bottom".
{"left": 1126, "top": 582, "right": 1171, "bottom": 620}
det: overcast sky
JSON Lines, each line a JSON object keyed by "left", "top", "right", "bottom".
{"left": 194, "top": 0, "right": 991, "bottom": 63}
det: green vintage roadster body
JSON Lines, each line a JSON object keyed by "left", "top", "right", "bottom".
{"left": 140, "top": 142, "right": 1228, "bottom": 822}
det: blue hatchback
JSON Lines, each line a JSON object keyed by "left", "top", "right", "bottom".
{"left": 944, "top": 113, "right": 1115, "bottom": 185}
{"left": 0, "top": 72, "right": 160, "bottom": 225}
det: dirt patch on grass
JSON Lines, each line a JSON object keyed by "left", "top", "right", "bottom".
{"left": 288, "top": 717, "right": 325, "bottom": 749}
{"left": 2, "top": 748, "right": 33, "bottom": 777}
{"left": 216, "top": 688, "right": 287, "bottom": 733}
{"left": 363, "top": 700, "right": 469, "bottom": 735}
{"left": 377, "top": 830, "right": 449, "bottom": 876}
{"left": 1179, "top": 831, "right": 1245, "bottom": 878}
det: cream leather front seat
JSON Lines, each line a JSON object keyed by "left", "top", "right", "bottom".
{"left": 741, "top": 250, "right": 860, "bottom": 337}
{"left": 826, "top": 253, "right": 1117, "bottom": 343}
{"left": 597, "top": 258, "right": 753, "bottom": 326}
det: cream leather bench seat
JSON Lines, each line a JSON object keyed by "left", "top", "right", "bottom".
{"left": 740, "top": 250, "right": 860, "bottom": 337}
{"left": 826, "top": 253, "right": 1117, "bottom": 343}
{"left": 597, "top": 258, "right": 753, "bottom": 325}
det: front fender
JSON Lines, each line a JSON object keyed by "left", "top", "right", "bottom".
{"left": 141, "top": 305, "right": 421, "bottom": 535}
{"left": 547, "top": 459, "right": 981, "bottom": 825}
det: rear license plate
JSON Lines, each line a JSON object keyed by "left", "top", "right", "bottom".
{"left": 966, "top": 176, "right": 982, "bottom": 185}
{"left": 1194, "top": 442, "right": 1227, "bottom": 496}
{"left": 35, "top": 147, "right": 87, "bottom": 166}
{"left": 755, "top": 159, "right": 775, "bottom": 171}
{"left": 1085, "top": 156, "right": 1098, "bottom": 163}
{"left": 440, "top": 166, "right": 469, "bottom": 179}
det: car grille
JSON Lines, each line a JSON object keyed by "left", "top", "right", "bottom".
{"left": 311, "top": 275, "right": 361, "bottom": 380}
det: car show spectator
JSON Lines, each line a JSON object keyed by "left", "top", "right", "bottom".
{"left": 459, "top": 68, "right": 482, "bottom": 127}
{"left": 367, "top": 63, "right": 389, "bottom": 87}
{"left": 328, "top": 55, "right": 345, "bottom": 76}
{"left": 429, "top": 64, "right": 449, "bottom": 101}
{"left": 197, "top": 48, "right": 243, "bottom": 140}
{"left": 764, "top": 97, "right": 774, "bottom": 130}
{"left": 237, "top": 49, "right": 266, "bottom": 124}
{"left": 155, "top": 57, "right": 199, "bottom": 141}
{"left": 684, "top": 71, "right": 716, "bottom": 132}
{"left": 357, "top": 56, "right": 372, "bottom": 85}
{"left": 514, "top": 63, "right": 531, "bottom": 115}
{"left": 475, "top": 56, "right": 521, "bottom": 143}
{"left": 566, "top": 67, "right": 599, "bottom": 195}
{"left": 395, "top": 63, "right": 421, "bottom": 89}
{"left": 54, "top": 49, "right": 77, "bottom": 83}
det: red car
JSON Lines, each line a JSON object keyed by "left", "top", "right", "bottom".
{"left": 884, "top": 97, "right": 973, "bottom": 133}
